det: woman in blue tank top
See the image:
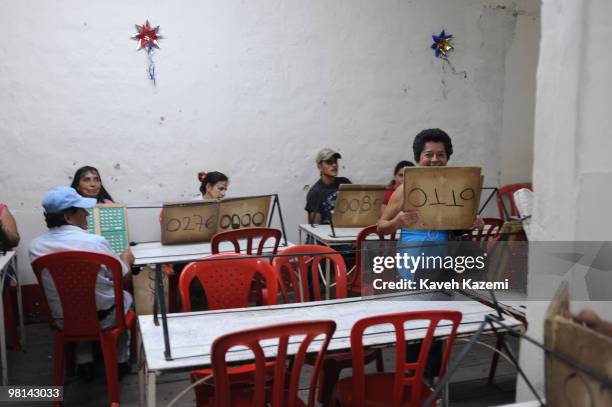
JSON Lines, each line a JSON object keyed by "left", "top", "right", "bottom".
{"left": 378, "top": 129, "right": 483, "bottom": 281}
{"left": 378, "top": 129, "right": 454, "bottom": 280}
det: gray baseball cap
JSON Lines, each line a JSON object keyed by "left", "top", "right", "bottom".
{"left": 315, "top": 148, "right": 341, "bottom": 164}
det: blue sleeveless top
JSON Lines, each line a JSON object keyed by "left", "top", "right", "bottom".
{"left": 396, "top": 229, "right": 449, "bottom": 280}
{"left": 399, "top": 229, "right": 448, "bottom": 243}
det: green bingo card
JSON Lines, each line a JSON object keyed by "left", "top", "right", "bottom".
{"left": 86, "top": 204, "right": 129, "bottom": 255}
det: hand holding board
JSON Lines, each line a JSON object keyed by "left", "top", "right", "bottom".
{"left": 402, "top": 166, "right": 481, "bottom": 230}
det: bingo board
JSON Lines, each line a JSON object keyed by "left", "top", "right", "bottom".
{"left": 331, "top": 184, "right": 387, "bottom": 227}
{"left": 86, "top": 204, "right": 129, "bottom": 254}
{"left": 402, "top": 166, "right": 481, "bottom": 230}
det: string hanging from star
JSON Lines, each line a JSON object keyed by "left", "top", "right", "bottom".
{"left": 430, "top": 29, "right": 466, "bottom": 78}
{"left": 132, "top": 20, "right": 163, "bottom": 85}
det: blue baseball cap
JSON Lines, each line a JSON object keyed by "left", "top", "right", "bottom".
{"left": 42, "top": 187, "right": 97, "bottom": 213}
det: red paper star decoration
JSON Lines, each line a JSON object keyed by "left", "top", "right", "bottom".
{"left": 132, "top": 20, "right": 162, "bottom": 50}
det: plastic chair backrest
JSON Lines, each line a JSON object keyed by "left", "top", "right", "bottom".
{"left": 211, "top": 227, "right": 282, "bottom": 256}
{"left": 272, "top": 245, "right": 347, "bottom": 303}
{"left": 212, "top": 320, "right": 336, "bottom": 407}
{"left": 354, "top": 225, "right": 397, "bottom": 292}
{"left": 496, "top": 183, "right": 532, "bottom": 220}
{"left": 350, "top": 310, "right": 462, "bottom": 407}
{"left": 31, "top": 250, "right": 127, "bottom": 337}
{"left": 178, "top": 253, "right": 278, "bottom": 311}
{"left": 470, "top": 218, "right": 504, "bottom": 242}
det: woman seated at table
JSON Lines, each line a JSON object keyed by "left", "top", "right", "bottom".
{"left": 0, "top": 202, "right": 20, "bottom": 250}
{"left": 197, "top": 171, "right": 229, "bottom": 200}
{"left": 70, "top": 165, "right": 114, "bottom": 203}
{"left": 381, "top": 160, "right": 414, "bottom": 214}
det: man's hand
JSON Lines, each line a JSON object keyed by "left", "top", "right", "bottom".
{"left": 121, "top": 248, "right": 135, "bottom": 267}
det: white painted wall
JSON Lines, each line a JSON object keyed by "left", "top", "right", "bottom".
{"left": 499, "top": 0, "right": 539, "bottom": 186}
{"left": 1, "top": 0, "right": 536, "bottom": 284}
{"left": 517, "top": 0, "right": 612, "bottom": 400}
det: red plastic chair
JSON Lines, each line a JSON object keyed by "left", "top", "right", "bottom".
{"left": 470, "top": 218, "right": 504, "bottom": 242}
{"left": 178, "top": 253, "right": 278, "bottom": 312}
{"left": 272, "top": 244, "right": 347, "bottom": 303}
{"left": 496, "top": 183, "right": 532, "bottom": 221}
{"left": 350, "top": 225, "right": 397, "bottom": 296}
{"left": 31, "top": 251, "right": 136, "bottom": 406}
{"left": 272, "top": 245, "right": 381, "bottom": 405}
{"left": 211, "top": 227, "right": 282, "bottom": 256}
{"left": 211, "top": 227, "right": 282, "bottom": 305}
{"left": 335, "top": 310, "right": 463, "bottom": 407}
{"left": 183, "top": 254, "right": 281, "bottom": 405}
{"left": 210, "top": 320, "right": 336, "bottom": 407}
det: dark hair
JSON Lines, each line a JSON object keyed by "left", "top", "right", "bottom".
{"left": 389, "top": 160, "right": 415, "bottom": 186}
{"left": 44, "top": 207, "right": 79, "bottom": 228}
{"left": 70, "top": 166, "right": 114, "bottom": 203}
{"left": 198, "top": 171, "right": 229, "bottom": 194}
{"left": 412, "top": 128, "right": 453, "bottom": 162}
{"left": 393, "top": 160, "right": 415, "bottom": 175}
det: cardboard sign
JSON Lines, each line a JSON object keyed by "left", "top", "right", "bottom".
{"left": 132, "top": 266, "right": 169, "bottom": 315}
{"left": 545, "top": 282, "right": 612, "bottom": 406}
{"left": 86, "top": 204, "right": 129, "bottom": 254}
{"left": 161, "top": 196, "right": 272, "bottom": 245}
{"left": 217, "top": 196, "right": 272, "bottom": 231}
{"left": 331, "top": 185, "right": 387, "bottom": 227}
{"left": 402, "top": 166, "right": 481, "bottom": 230}
{"left": 161, "top": 200, "right": 220, "bottom": 244}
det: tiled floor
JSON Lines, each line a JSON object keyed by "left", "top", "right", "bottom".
{"left": 6, "top": 323, "right": 520, "bottom": 406}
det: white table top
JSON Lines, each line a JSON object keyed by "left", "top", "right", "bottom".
{"left": 0, "top": 251, "right": 15, "bottom": 273}
{"left": 132, "top": 239, "right": 293, "bottom": 266}
{"left": 299, "top": 224, "right": 365, "bottom": 244}
{"left": 139, "top": 290, "right": 524, "bottom": 372}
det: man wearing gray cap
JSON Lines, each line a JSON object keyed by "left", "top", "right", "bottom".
{"left": 305, "top": 148, "right": 352, "bottom": 224}
{"left": 29, "top": 186, "right": 134, "bottom": 380}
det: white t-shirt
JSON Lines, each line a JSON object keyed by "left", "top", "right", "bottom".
{"left": 28, "top": 225, "right": 132, "bottom": 320}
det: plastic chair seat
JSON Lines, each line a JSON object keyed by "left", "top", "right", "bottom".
{"left": 211, "top": 227, "right": 282, "bottom": 305}
{"left": 336, "top": 373, "right": 432, "bottom": 406}
{"left": 178, "top": 254, "right": 278, "bottom": 312}
{"left": 190, "top": 361, "right": 276, "bottom": 407}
